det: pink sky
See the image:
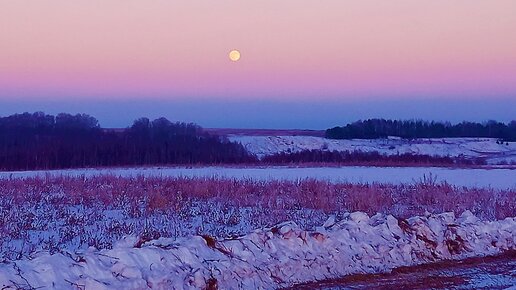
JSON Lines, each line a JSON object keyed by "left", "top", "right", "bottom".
{"left": 1, "top": 0, "right": 516, "bottom": 101}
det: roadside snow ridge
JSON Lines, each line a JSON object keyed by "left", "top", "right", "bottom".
{"left": 1, "top": 211, "right": 514, "bottom": 289}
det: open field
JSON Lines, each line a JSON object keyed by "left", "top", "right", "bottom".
{"left": 0, "top": 165, "right": 514, "bottom": 289}
{"left": 1, "top": 175, "right": 514, "bottom": 259}
{"left": 1, "top": 192, "right": 514, "bottom": 289}
{"left": 2, "top": 165, "right": 514, "bottom": 189}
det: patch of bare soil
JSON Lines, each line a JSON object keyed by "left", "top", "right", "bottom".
{"left": 287, "top": 251, "right": 516, "bottom": 290}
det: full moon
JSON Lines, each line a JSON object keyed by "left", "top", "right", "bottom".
{"left": 229, "top": 50, "right": 241, "bottom": 62}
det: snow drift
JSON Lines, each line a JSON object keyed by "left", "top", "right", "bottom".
{"left": 1, "top": 211, "right": 514, "bottom": 289}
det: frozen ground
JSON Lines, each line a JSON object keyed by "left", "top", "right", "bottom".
{"left": 0, "top": 211, "right": 514, "bottom": 289}
{"left": 2, "top": 165, "right": 514, "bottom": 189}
{"left": 292, "top": 252, "right": 516, "bottom": 289}
{"left": 229, "top": 136, "right": 516, "bottom": 163}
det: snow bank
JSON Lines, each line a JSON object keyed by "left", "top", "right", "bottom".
{"left": 1, "top": 211, "right": 514, "bottom": 289}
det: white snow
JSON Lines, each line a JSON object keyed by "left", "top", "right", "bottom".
{"left": 2, "top": 166, "right": 514, "bottom": 189}
{"left": 0, "top": 211, "right": 514, "bottom": 289}
{"left": 229, "top": 136, "right": 516, "bottom": 162}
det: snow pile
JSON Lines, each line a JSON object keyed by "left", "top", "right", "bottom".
{"left": 1, "top": 211, "right": 514, "bottom": 289}
{"left": 229, "top": 135, "right": 516, "bottom": 162}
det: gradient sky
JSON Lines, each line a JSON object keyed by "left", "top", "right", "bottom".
{"left": 1, "top": 1, "right": 515, "bottom": 128}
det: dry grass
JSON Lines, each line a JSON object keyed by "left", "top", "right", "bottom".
{"left": 0, "top": 175, "right": 513, "bottom": 259}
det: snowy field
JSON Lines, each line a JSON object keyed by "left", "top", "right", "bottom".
{"left": 0, "top": 169, "right": 514, "bottom": 289}
{"left": 1, "top": 148, "right": 514, "bottom": 289}
{"left": 229, "top": 135, "right": 516, "bottom": 163}
{"left": 2, "top": 165, "right": 514, "bottom": 189}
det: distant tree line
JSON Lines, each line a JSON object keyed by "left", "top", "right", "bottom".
{"left": 0, "top": 112, "right": 255, "bottom": 170}
{"left": 263, "top": 150, "right": 486, "bottom": 166}
{"left": 1, "top": 113, "right": 510, "bottom": 170}
{"left": 325, "top": 119, "right": 516, "bottom": 141}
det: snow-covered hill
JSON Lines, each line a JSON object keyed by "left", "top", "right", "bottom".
{"left": 229, "top": 136, "right": 516, "bottom": 163}
{"left": 1, "top": 211, "right": 514, "bottom": 289}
